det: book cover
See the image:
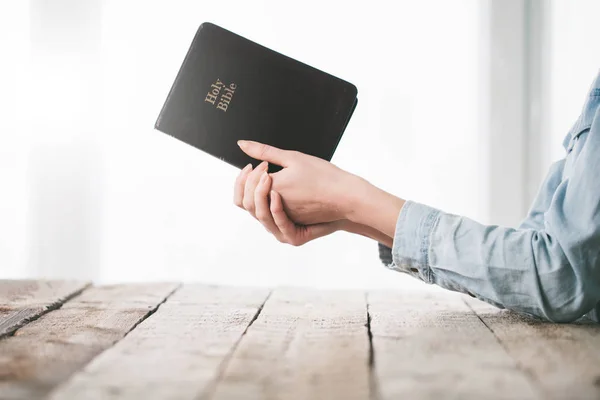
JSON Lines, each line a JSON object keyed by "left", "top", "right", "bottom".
{"left": 155, "top": 22, "right": 358, "bottom": 173}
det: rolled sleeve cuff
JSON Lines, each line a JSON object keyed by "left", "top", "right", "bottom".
{"left": 389, "top": 200, "right": 441, "bottom": 283}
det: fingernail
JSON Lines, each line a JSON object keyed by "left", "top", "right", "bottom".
{"left": 237, "top": 140, "right": 247, "bottom": 148}
{"left": 260, "top": 172, "right": 268, "bottom": 183}
{"left": 260, "top": 161, "right": 269, "bottom": 169}
{"left": 242, "top": 163, "right": 252, "bottom": 172}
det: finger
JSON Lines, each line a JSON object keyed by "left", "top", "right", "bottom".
{"left": 237, "top": 140, "right": 295, "bottom": 168}
{"left": 243, "top": 161, "right": 268, "bottom": 215}
{"left": 233, "top": 163, "right": 252, "bottom": 208}
{"left": 254, "top": 173, "right": 281, "bottom": 236}
{"left": 269, "top": 190, "right": 299, "bottom": 239}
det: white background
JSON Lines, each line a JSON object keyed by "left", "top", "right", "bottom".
{"left": 548, "top": 1, "right": 600, "bottom": 160}
{"left": 0, "top": 0, "right": 599, "bottom": 289}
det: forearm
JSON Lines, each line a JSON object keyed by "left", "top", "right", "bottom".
{"left": 426, "top": 207, "right": 600, "bottom": 322}
{"left": 341, "top": 178, "right": 599, "bottom": 322}
{"left": 342, "top": 220, "right": 393, "bottom": 248}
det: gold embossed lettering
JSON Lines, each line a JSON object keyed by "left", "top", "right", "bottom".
{"left": 205, "top": 79, "right": 225, "bottom": 105}
{"left": 205, "top": 92, "right": 217, "bottom": 105}
{"left": 221, "top": 88, "right": 234, "bottom": 101}
{"left": 216, "top": 101, "right": 229, "bottom": 112}
{"left": 207, "top": 79, "right": 236, "bottom": 112}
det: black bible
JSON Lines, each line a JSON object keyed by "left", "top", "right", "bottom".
{"left": 154, "top": 22, "right": 358, "bottom": 173}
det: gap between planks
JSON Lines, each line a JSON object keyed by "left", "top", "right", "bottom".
{"left": 462, "top": 297, "right": 545, "bottom": 398}
{"left": 14, "top": 282, "right": 592, "bottom": 400}
{"left": 199, "top": 290, "right": 273, "bottom": 399}
{"left": 0, "top": 282, "right": 181, "bottom": 400}
{"left": 0, "top": 280, "right": 91, "bottom": 340}
{"left": 49, "top": 286, "right": 374, "bottom": 400}
{"left": 48, "top": 285, "right": 272, "bottom": 400}
{"left": 367, "top": 288, "right": 540, "bottom": 400}
{"left": 464, "top": 295, "right": 600, "bottom": 399}
{"left": 366, "top": 292, "right": 380, "bottom": 400}
{"left": 119, "top": 283, "right": 182, "bottom": 340}
{"left": 207, "top": 288, "right": 372, "bottom": 400}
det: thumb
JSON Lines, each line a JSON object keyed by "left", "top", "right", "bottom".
{"left": 237, "top": 140, "right": 293, "bottom": 167}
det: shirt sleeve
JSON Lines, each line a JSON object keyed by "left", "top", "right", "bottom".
{"left": 391, "top": 105, "right": 600, "bottom": 323}
{"left": 378, "top": 242, "right": 393, "bottom": 266}
{"left": 518, "top": 159, "right": 565, "bottom": 231}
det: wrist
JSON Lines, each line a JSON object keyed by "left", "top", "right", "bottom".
{"left": 332, "top": 219, "right": 392, "bottom": 247}
{"left": 345, "top": 179, "right": 405, "bottom": 237}
{"left": 342, "top": 176, "right": 373, "bottom": 222}
{"left": 335, "top": 219, "right": 363, "bottom": 235}
{"left": 344, "top": 177, "right": 384, "bottom": 223}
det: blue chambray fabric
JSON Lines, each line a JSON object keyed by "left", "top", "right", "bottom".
{"left": 381, "top": 70, "right": 600, "bottom": 323}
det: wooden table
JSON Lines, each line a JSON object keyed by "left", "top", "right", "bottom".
{"left": 1, "top": 280, "right": 599, "bottom": 400}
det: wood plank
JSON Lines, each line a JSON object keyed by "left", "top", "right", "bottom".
{"left": 0, "top": 282, "right": 178, "bottom": 400}
{"left": 208, "top": 287, "right": 371, "bottom": 400}
{"left": 0, "top": 280, "right": 90, "bottom": 339}
{"left": 465, "top": 296, "right": 600, "bottom": 400}
{"left": 48, "top": 284, "right": 270, "bottom": 400}
{"left": 368, "top": 288, "right": 540, "bottom": 400}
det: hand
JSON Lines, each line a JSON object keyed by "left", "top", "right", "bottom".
{"left": 237, "top": 140, "right": 365, "bottom": 225}
{"left": 233, "top": 158, "right": 395, "bottom": 247}
{"left": 234, "top": 140, "right": 405, "bottom": 242}
{"left": 234, "top": 164, "right": 345, "bottom": 246}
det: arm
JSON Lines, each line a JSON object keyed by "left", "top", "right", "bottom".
{"left": 347, "top": 108, "right": 600, "bottom": 323}
{"left": 340, "top": 220, "right": 393, "bottom": 248}
{"left": 518, "top": 159, "right": 565, "bottom": 230}
{"left": 234, "top": 108, "right": 600, "bottom": 322}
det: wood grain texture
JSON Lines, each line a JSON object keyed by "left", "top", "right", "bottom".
{"left": 0, "top": 283, "right": 178, "bottom": 400}
{"left": 48, "top": 284, "right": 270, "bottom": 400}
{"left": 368, "top": 288, "right": 539, "bottom": 400}
{"left": 209, "top": 287, "right": 371, "bottom": 400}
{"left": 0, "top": 280, "right": 90, "bottom": 339}
{"left": 3, "top": 280, "right": 599, "bottom": 400}
{"left": 465, "top": 296, "right": 600, "bottom": 400}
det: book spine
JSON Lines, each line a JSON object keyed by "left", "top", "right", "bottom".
{"left": 155, "top": 24, "right": 205, "bottom": 129}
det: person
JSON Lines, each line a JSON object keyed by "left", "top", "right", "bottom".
{"left": 233, "top": 70, "right": 600, "bottom": 324}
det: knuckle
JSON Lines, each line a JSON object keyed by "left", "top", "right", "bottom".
{"left": 259, "top": 144, "right": 271, "bottom": 159}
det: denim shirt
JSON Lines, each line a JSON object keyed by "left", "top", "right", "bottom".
{"left": 380, "top": 70, "right": 600, "bottom": 323}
